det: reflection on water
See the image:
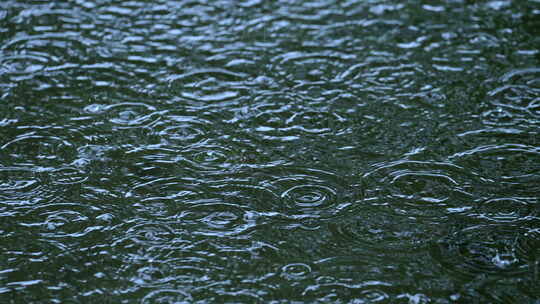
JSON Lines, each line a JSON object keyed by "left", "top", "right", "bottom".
{"left": 1, "top": 0, "right": 539, "bottom": 302}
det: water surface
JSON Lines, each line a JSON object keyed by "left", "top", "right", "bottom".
{"left": 1, "top": 0, "right": 539, "bottom": 302}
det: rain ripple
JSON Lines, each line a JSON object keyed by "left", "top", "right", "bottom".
{"left": 483, "top": 67, "right": 540, "bottom": 127}
{"left": 449, "top": 144, "right": 540, "bottom": 194}
{"left": 1, "top": 5, "right": 94, "bottom": 89}
{"left": 181, "top": 142, "right": 237, "bottom": 173}
{"left": 303, "top": 277, "right": 391, "bottom": 303}
{"left": 0, "top": 166, "right": 81, "bottom": 206}
{"left": 124, "top": 221, "right": 176, "bottom": 246}
{"left": 141, "top": 289, "right": 192, "bottom": 304}
{"left": 155, "top": 114, "right": 212, "bottom": 148}
{"left": 328, "top": 206, "right": 444, "bottom": 258}
{"left": 128, "top": 176, "right": 204, "bottom": 207}
{"left": 84, "top": 102, "right": 162, "bottom": 130}
{"left": 176, "top": 199, "right": 257, "bottom": 237}
{"left": 258, "top": 166, "right": 349, "bottom": 217}
{"left": 430, "top": 224, "right": 535, "bottom": 279}
{"left": 19, "top": 202, "right": 102, "bottom": 239}
{"left": 1, "top": 31, "right": 91, "bottom": 81}
{"left": 281, "top": 263, "right": 312, "bottom": 281}
{"left": 470, "top": 197, "right": 537, "bottom": 224}
{"left": 0, "top": 167, "right": 41, "bottom": 203}
{"left": 362, "top": 160, "right": 482, "bottom": 218}
{"left": 1, "top": 128, "right": 77, "bottom": 167}
{"left": 166, "top": 68, "right": 248, "bottom": 107}
{"left": 270, "top": 50, "right": 355, "bottom": 84}
{"left": 251, "top": 95, "right": 349, "bottom": 141}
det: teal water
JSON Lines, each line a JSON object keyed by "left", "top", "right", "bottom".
{"left": 1, "top": 0, "right": 539, "bottom": 303}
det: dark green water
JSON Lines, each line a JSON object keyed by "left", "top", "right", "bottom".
{"left": 1, "top": 0, "right": 539, "bottom": 303}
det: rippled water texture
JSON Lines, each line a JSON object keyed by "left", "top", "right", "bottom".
{"left": 1, "top": 0, "right": 539, "bottom": 302}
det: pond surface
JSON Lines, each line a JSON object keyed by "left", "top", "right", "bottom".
{"left": 1, "top": 0, "right": 540, "bottom": 303}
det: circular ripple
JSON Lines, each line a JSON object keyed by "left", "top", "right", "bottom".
{"left": 281, "top": 263, "right": 311, "bottom": 280}
{"left": 157, "top": 115, "right": 211, "bottom": 147}
{"left": 303, "top": 280, "right": 390, "bottom": 303}
{"left": 0, "top": 168, "right": 39, "bottom": 200}
{"left": 362, "top": 160, "right": 478, "bottom": 217}
{"left": 162, "top": 124, "right": 205, "bottom": 142}
{"left": 75, "top": 144, "right": 114, "bottom": 165}
{"left": 49, "top": 167, "right": 88, "bottom": 185}
{"left": 529, "top": 103, "right": 540, "bottom": 121}
{"left": 199, "top": 171, "right": 280, "bottom": 212}
{"left": 486, "top": 67, "right": 540, "bottom": 124}
{"left": 1, "top": 131, "right": 76, "bottom": 167}
{"left": 83, "top": 103, "right": 108, "bottom": 114}
{"left": 0, "top": 179, "right": 38, "bottom": 193}
{"left": 387, "top": 170, "right": 457, "bottom": 202}
{"left": 252, "top": 100, "right": 300, "bottom": 142}
{"left": 129, "top": 176, "right": 203, "bottom": 203}
{"left": 0, "top": 29, "right": 91, "bottom": 88}
{"left": 288, "top": 110, "right": 348, "bottom": 135}
{"left": 181, "top": 143, "right": 237, "bottom": 172}
{"left": 471, "top": 197, "right": 536, "bottom": 223}
{"left": 21, "top": 203, "right": 99, "bottom": 238}
{"left": 43, "top": 210, "right": 89, "bottom": 234}
{"left": 328, "top": 208, "right": 441, "bottom": 255}
{"left": 251, "top": 98, "right": 349, "bottom": 140}
{"left": 271, "top": 51, "right": 353, "bottom": 83}
{"left": 131, "top": 265, "right": 175, "bottom": 288}
{"left": 282, "top": 184, "right": 335, "bottom": 208}
{"left": 103, "top": 102, "right": 161, "bottom": 129}
{"left": 260, "top": 166, "right": 347, "bottom": 216}
{"left": 125, "top": 222, "right": 176, "bottom": 246}
{"left": 141, "top": 289, "right": 192, "bottom": 304}
{"left": 177, "top": 200, "right": 256, "bottom": 237}
{"left": 430, "top": 224, "right": 530, "bottom": 279}
{"left": 0, "top": 53, "right": 50, "bottom": 78}
{"left": 166, "top": 68, "right": 247, "bottom": 105}
{"left": 481, "top": 107, "right": 525, "bottom": 127}
{"left": 515, "top": 228, "right": 540, "bottom": 268}
{"left": 0, "top": 168, "right": 60, "bottom": 204}
{"left": 192, "top": 149, "right": 228, "bottom": 165}
{"left": 163, "top": 252, "right": 218, "bottom": 277}
{"left": 449, "top": 144, "right": 540, "bottom": 188}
